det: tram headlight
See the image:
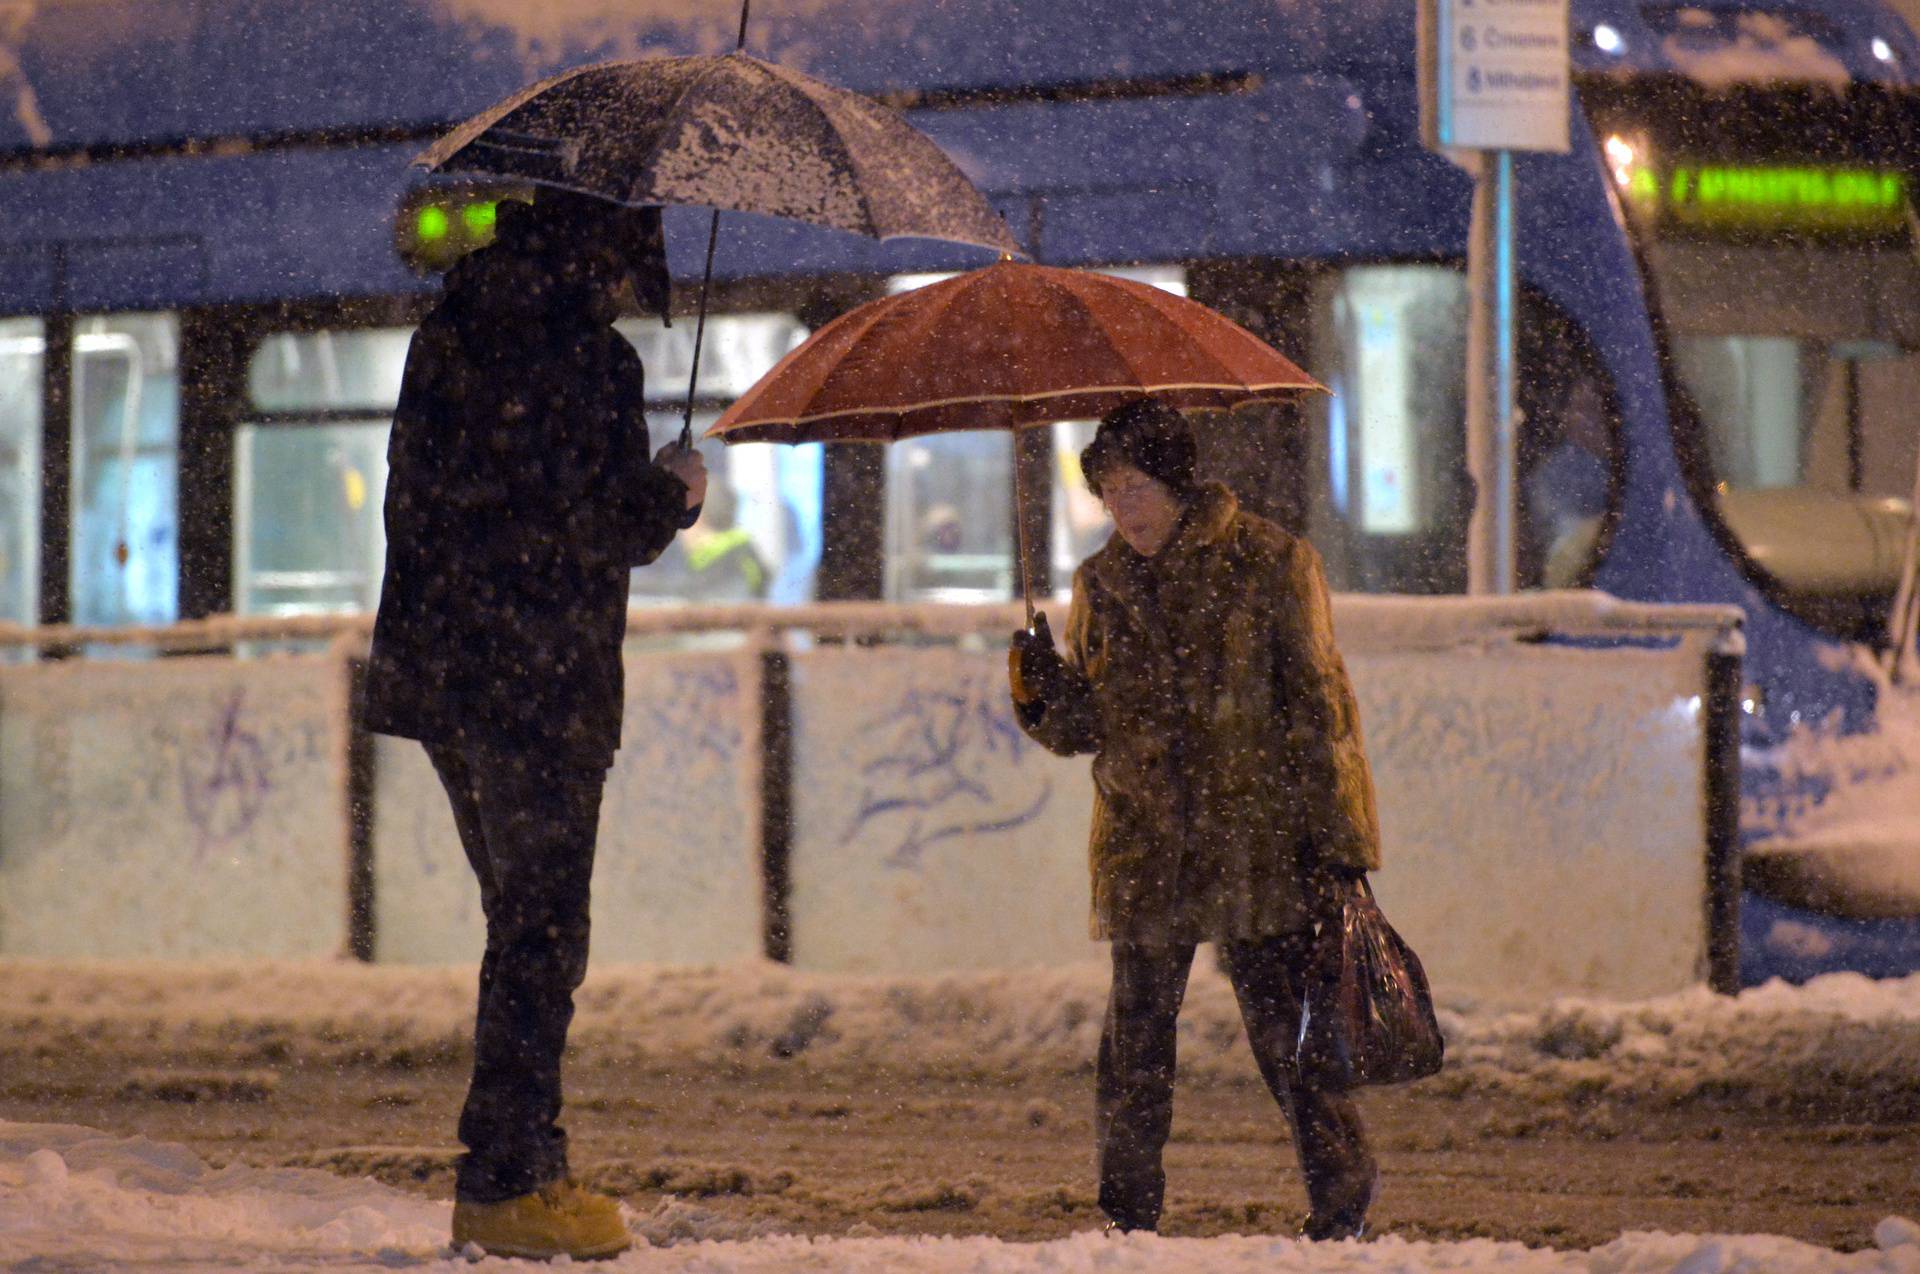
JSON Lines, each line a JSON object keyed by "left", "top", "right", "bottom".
{"left": 1604, "top": 134, "right": 1643, "bottom": 191}
{"left": 1593, "top": 24, "right": 1625, "bottom": 55}
{"left": 1872, "top": 37, "right": 1896, "bottom": 64}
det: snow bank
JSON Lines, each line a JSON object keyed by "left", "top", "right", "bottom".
{"left": 6, "top": 959, "right": 1920, "bottom": 1111}
{"left": 1746, "top": 648, "right": 1920, "bottom": 920}
{"left": 2, "top": 1119, "right": 1917, "bottom": 1272}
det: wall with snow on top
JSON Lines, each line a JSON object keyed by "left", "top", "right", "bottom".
{"left": 785, "top": 632, "right": 1720, "bottom": 1000}
{"left": 0, "top": 654, "right": 348, "bottom": 958}
{"left": 372, "top": 646, "right": 764, "bottom": 965}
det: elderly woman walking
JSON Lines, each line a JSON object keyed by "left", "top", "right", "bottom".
{"left": 1009, "top": 397, "right": 1382, "bottom": 1241}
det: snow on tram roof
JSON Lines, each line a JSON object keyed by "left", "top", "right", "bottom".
{"left": 4, "top": 0, "right": 1913, "bottom": 158}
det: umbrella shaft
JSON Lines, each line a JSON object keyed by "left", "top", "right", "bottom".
{"left": 682, "top": 207, "right": 726, "bottom": 448}
{"left": 1013, "top": 436, "right": 1036, "bottom": 626}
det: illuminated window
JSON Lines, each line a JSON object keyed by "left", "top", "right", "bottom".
{"left": 617, "top": 313, "right": 819, "bottom": 605}
{"left": 70, "top": 313, "right": 179, "bottom": 628}
{"left": 238, "top": 330, "right": 409, "bottom": 616}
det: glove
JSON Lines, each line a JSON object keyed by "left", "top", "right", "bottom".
{"left": 1008, "top": 612, "right": 1068, "bottom": 709}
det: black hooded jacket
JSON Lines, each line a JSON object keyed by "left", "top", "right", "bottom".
{"left": 362, "top": 243, "right": 693, "bottom": 768}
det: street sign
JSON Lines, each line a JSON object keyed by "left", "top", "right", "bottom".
{"left": 1420, "top": 0, "right": 1572, "bottom": 154}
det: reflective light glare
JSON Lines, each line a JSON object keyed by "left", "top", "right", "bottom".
{"left": 1872, "top": 37, "right": 1896, "bottom": 63}
{"left": 1593, "top": 23, "right": 1624, "bottom": 53}
{"left": 1603, "top": 134, "right": 1638, "bottom": 188}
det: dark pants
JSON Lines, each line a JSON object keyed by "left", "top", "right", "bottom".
{"left": 1097, "top": 934, "right": 1377, "bottom": 1232}
{"left": 427, "top": 743, "right": 608, "bottom": 1205}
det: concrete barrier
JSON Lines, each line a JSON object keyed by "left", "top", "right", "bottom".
{"left": 369, "top": 645, "right": 765, "bottom": 965}
{"left": 0, "top": 652, "right": 349, "bottom": 958}
{"left": 0, "top": 594, "right": 1743, "bottom": 999}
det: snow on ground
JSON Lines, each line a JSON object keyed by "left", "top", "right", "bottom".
{"left": 1747, "top": 650, "right": 1920, "bottom": 919}
{"left": 2, "top": 1119, "right": 1917, "bottom": 1273}
{"left": 6, "top": 962, "right": 1920, "bottom": 1268}
{"left": 7, "top": 958, "right": 1920, "bottom": 1107}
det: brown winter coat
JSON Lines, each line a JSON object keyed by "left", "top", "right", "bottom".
{"left": 1018, "top": 483, "right": 1381, "bottom": 943}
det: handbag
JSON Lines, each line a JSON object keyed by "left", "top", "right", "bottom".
{"left": 1297, "top": 877, "right": 1446, "bottom": 1088}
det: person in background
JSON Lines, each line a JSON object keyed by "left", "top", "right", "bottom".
{"left": 677, "top": 478, "right": 770, "bottom": 603}
{"left": 1008, "top": 396, "right": 1382, "bottom": 1241}
{"left": 361, "top": 188, "right": 706, "bottom": 1261}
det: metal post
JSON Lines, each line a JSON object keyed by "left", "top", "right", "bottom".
{"left": 1466, "top": 149, "right": 1517, "bottom": 595}
{"left": 1704, "top": 646, "right": 1745, "bottom": 994}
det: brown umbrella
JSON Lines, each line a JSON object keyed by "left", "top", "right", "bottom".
{"left": 705, "top": 260, "right": 1326, "bottom": 619}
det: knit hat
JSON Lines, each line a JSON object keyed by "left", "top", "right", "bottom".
{"left": 1080, "top": 397, "right": 1198, "bottom": 500}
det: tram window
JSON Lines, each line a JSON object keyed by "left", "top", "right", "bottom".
{"left": 1647, "top": 239, "right": 1920, "bottom": 634}
{"left": 1305, "top": 265, "right": 1619, "bottom": 594}
{"left": 1051, "top": 420, "right": 1110, "bottom": 596}
{"left": 1, "top": 318, "right": 41, "bottom": 628}
{"left": 238, "top": 329, "right": 411, "bottom": 617}
{"left": 235, "top": 422, "right": 390, "bottom": 616}
{"left": 886, "top": 431, "right": 1016, "bottom": 601}
{"left": 1307, "top": 267, "right": 1471, "bottom": 593}
{"left": 249, "top": 328, "right": 412, "bottom": 412}
{"left": 616, "top": 313, "right": 819, "bottom": 605}
{"left": 70, "top": 313, "right": 179, "bottom": 628}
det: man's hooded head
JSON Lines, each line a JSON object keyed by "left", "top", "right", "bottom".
{"left": 490, "top": 187, "right": 672, "bottom": 325}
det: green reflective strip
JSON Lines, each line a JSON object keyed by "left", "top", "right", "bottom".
{"left": 416, "top": 205, "right": 450, "bottom": 242}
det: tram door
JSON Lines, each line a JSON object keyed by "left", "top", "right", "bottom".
{"left": 0, "top": 318, "right": 40, "bottom": 627}
{"left": 69, "top": 313, "right": 180, "bottom": 628}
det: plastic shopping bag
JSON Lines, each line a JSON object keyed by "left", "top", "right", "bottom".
{"left": 1297, "top": 877, "right": 1445, "bottom": 1089}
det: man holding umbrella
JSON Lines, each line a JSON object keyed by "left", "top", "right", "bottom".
{"left": 1008, "top": 397, "right": 1381, "bottom": 1241}
{"left": 362, "top": 188, "right": 706, "bottom": 1261}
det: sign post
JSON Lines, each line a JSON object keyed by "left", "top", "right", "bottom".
{"left": 1419, "top": 0, "right": 1571, "bottom": 594}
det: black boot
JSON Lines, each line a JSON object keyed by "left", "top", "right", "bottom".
{"left": 1298, "top": 1165, "right": 1377, "bottom": 1241}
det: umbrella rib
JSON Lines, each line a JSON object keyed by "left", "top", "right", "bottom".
{"left": 631, "top": 55, "right": 754, "bottom": 199}
{"left": 1135, "top": 281, "right": 1315, "bottom": 386}
{"left": 755, "top": 296, "right": 906, "bottom": 420}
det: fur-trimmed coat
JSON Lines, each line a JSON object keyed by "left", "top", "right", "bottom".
{"left": 1017, "top": 483, "right": 1381, "bottom": 943}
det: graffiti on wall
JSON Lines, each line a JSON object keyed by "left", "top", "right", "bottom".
{"left": 845, "top": 667, "right": 1051, "bottom": 871}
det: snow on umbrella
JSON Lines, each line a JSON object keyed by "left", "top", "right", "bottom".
{"left": 414, "top": 52, "right": 1019, "bottom": 254}
{"left": 704, "top": 259, "right": 1325, "bottom": 617}
{"left": 416, "top": 47, "right": 1019, "bottom": 445}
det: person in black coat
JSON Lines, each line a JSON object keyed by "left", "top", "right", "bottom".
{"left": 362, "top": 189, "right": 705, "bottom": 1261}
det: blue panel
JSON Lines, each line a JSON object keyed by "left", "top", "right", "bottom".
{"left": 0, "top": 248, "right": 57, "bottom": 311}
{"left": 16, "top": 0, "right": 1909, "bottom": 157}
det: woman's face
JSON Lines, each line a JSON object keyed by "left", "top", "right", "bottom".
{"left": 1096, "top": 461, "right": 1183, "bottom": 557}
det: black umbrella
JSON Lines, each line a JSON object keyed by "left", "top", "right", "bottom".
{"left": 415, "top": 8, "right": 1019, "bottom": 444}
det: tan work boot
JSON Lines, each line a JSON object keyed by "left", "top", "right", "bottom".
{"left": 451, "top": 1179, "right": 632, "bottom": 1260}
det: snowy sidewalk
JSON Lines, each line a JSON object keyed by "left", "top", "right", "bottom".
{"left": 6, "top": 959, "right": 1920, "bottom": 1105}
{"left": 2, "top": 1120, "right": 1917, "bottom": 1273}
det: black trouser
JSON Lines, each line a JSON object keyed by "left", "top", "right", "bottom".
{"left": 1097, "top": 934, "right": 1377, "bottom": 1232}
{"left": 427, "top": 743, "right": 608, "bottom": 1205}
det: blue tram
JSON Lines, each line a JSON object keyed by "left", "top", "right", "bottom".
{"left": 2, "top": 0, "right": 1918, "bottom": 979}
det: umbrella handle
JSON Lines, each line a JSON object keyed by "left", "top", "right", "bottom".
{"left": 1013, "top": 432, "right": 1037, "bottom": 628}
